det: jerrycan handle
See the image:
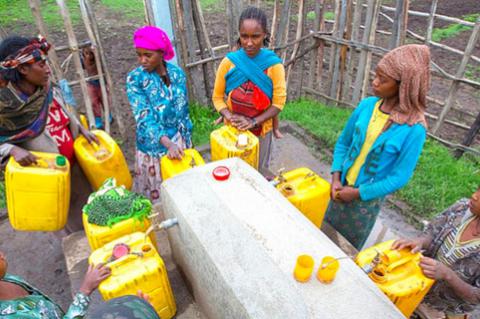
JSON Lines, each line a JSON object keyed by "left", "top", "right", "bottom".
{"left": 386, "top": 252, "right": 420, "bottom": 273}
{"left": 104, "top": 254, "right": 138, "bottom": 273}
{"left": 30, "top": 157, "right": 52, "bottom": 169}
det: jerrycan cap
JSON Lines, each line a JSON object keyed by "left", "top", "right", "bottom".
{"left": 212, "top": 166, "right": 230, "bottom": 181}
{"left": 112, "top": 243, "right": 130, "bottom": 260}
{"left": 56, "top": 155, "right": 66, "bottom": 167}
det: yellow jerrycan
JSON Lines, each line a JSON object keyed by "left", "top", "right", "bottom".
{"left": 210, "top": 125, "right": 259, "bottom": 169}
{"left": 355, "top": 239, "right": 435, "bottom": 317}
{"left": 160, "top": 148, "right": 205, "bottom": 180}
{"left": 274, "top": 167, "right": 330, "bottom": 227}
{"left": 5, "top": 152, "right": 70, "bottom": 231}
{"left": 89, "top": 232, "right": 176, "bottom": 319}
{"left": 82, "top": 212, "right": 155, "bottom": 250}
{"left": 74, "top": 130, "right": 132, "bottom": 190}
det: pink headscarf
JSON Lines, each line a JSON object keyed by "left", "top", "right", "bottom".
{"left": 133, "top": 26, "right": 175, "bottom": 61}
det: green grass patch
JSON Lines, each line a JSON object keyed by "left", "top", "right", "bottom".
{"left": 431, "top": 13, "right": 479, "bottom": 42}
{"left": 200, "top": 0, "right": 224, "bottom": 12}
{"left": 100, "top": 0, "right": 144, "bottom": 21}
{"left": 190, "top": 103, "right": 221, "bottom": 146}
{"left": 0, "top": 0, "right": 81, "bottom": 30}
{"left": 324, "top": 11, "right": 335, "bottom": 21}
{"left": 280, "top": 98, "right": 480, "bottom": 219}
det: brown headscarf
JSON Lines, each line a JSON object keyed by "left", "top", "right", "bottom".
{"left": 376, "top": 44, "right": 431, "bottom": 127}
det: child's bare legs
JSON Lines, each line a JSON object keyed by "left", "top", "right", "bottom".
{"left": 272, "top": 115, "right": 283, "bottom": 139}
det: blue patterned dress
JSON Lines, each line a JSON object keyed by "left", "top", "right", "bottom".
{"left": 126, "top": 63, "right": 192, "bottom": 202}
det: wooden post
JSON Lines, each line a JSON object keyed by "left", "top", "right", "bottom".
{"left": 143, "top": 0, "right": 155, "bottom": 25}
{"left": 192, "top": 0, "right": 217, "bottom": 72}
{"left": 307, "top": 0, "right": 324, "bottom": 89}
{"left": 56, "top": 0, "right": 95, "bottom": 129}
{"left": 455, "top": 111, "right": 480, "bottom": 158}
{"left": 274, "top": 0, "right": 291, "bottom": 50}
{"left": 342, "top": 0, "right": 362, "bottom": 100}
{"left": 286, "top": 0, "right": 305, "bottom": 91}
{"left": 425, "top": 0, "right": 438, "bottom": 44}
{"left": 351, "top": 0, "right": 380, "bottom": 105}
{"left": 329, "top": 0, "right": 349, "bottom": 100}
{"left": 226, "top": 0, "right": 242, "bottom": 50}
{"left": 29, "top": 0, "right": 64, "bottom": 82}
{"left": 432, "top": 18, "right": 480, "bottom": 134}
{"left": 389, "top": 0, "right": 409, "bottom": 48}
{"left": 269, "top": 0, "right": 280, "bottom": 49}
{"left": 326, "top": 0, "right": 341, "bottom": 96}
{"left": 0, "top": 26, "right": 7, "bottom": 40}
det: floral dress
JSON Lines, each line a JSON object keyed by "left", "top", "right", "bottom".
{"left": 0, "top": 274, "right": 90, "bottom": 319}
{"left": 126, "top": 63, "right": 192, "bottom": 203}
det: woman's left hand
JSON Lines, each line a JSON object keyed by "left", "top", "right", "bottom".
{"left": 419, "top": 256, "right": 451, "bottom": 280}
{"left": 336, "top": 186, "right": 360, "bottom": 203}
{"left": 231, "top": 114, "right": 254, "bottom": 131}
{"left": 79, "top": 125, "right": 99, "bottom": 144}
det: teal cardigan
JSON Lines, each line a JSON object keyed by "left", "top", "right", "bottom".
{"left": 331, "top": 96, "right": 427, "bottom": 201}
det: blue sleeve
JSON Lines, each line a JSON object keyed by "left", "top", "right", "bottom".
{"left": 359, "top": 125, "right": 427, "bottom": 201}
{"left": 126, "top": 70, "right": 168, "bottom": 143}
{"left": 331, "top": 98, "right": 371, "bottom": 173}
{"left": 63, "top": 293, "right": 90, "bottom": 319}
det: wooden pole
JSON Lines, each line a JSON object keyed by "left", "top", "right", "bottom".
{"left": 29, "top": 0, "right": 64, "bottom": 82}
{"left": 329, "top": 0, "right": 349, "bottom": 100}
{"left": 342, "top": 0, "right": 362, "bottom": 100}
{"left": 425, "top": 0, "right": 438, "bottom": 44}
{"left": 192, "top": 0, "right": 212, "bottom": 104}
{"left": 307, "top": 0, "right": 324, "bottom": 89}
{"left": 286, "top": 0, "right": 305, "bottom": 91}
{"left": 326, "top": 0, "right": 341, "bottom": 96}
{"left": 56, "top": 0, "right": 95, "bottom": 129}
{"left": 432, "top": 18, "right": 480, "bottom": 134}
{"left": 192, "top": 0, "right": 217, "bottom": 72}
{"left": 226, "top": 0, "right": 242, "bottom": 50}
{"left": 455, "top": 111, "right": 480, "bottom": 158}
{"left": 143, "top": 0, "right": 155, "bottom": 25}
{"left": 389, "top": 0, "right": 409, "bottom": 48}
{"left": 274, "top": 0, "right": 291, "bottom": 51}
{"left": 270, "top": 0, "right": 280, "bottom": 49}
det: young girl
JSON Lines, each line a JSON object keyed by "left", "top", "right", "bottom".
{"left": 212, "top": 6, "right": 286, "bottom": 174}
{"left": 325, "top": 44, "right": 431, "bottom": 250}
{"left": 126, "top": 26, "right": 192, "bottom": 203}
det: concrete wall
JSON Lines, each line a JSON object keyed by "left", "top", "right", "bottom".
{"left": 161, "top": 158, "right": 405, "bottom": 319}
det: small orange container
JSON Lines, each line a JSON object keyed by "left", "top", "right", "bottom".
{"left": 317, "top": 256, "right": 340, "bottom": 284}
{"left": 293, "top": 255, "right": 314, "bottom": 282}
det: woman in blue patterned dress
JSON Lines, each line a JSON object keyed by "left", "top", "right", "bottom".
{"left": 126, "top": 26, "right": 192, "bottom": 203}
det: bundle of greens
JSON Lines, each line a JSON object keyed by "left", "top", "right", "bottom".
{"left": 83, "top": 178, "right": 151, "bottom": 227}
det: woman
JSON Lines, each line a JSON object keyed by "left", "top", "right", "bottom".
{"left": 0, "top": 35, "right": 97, "bottom": 233}
{"left": 212, "top": 6, "right": 286, "bottom": 174}
{"left": 126, "top": 26, "right": 192, "bottom": 203}
{"left": 0, "top": 251, "right": 110, "bottom": 318}
{"left": 393, "top": 187, "right": 480, "bottom": 319}
{"left": 325, "top": 44, "right": 430, "bottom": 250}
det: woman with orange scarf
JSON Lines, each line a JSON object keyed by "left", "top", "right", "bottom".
{"left": 325, "top": 44, "right": 431, "bottom": 250}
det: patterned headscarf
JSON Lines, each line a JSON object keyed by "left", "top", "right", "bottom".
{"left": 376, "top": 44, "right": 431, "bottom": 127}
{"left": 0, "top": 36, "right": 51, "bottom": 70}
{"left": 133, "top": 26, "right": 175, "bottom": 60}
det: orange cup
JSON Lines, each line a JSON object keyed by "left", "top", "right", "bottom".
{"left": 293, "top": 255, "right": 314, "bottom": 282}
{"left": 317, "top": 256, "right": 339, "bottom": 284}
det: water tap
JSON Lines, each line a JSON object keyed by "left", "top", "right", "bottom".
{"left": 145, "top": 218, "right": 179, "bottom": 238}
{"left": 361, "top": 250, "right": 382, "bottom": 275}
{"left": 270, "top": 168, "right": 286, "bottom": 187}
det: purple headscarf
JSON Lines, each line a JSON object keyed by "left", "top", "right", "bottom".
{"left": 133, "top": 26, "right": 175, "bottom": 61}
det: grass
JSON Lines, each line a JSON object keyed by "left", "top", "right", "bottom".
{"left": 431, "top": 13, "right": 479, "bottom": 42}
{"left": 100, "top": 0, "right": 144, "bottom": 20}
{"left": 200, "top": 0, "right": 224, "bottom": 12}
{"left": 190, "top": 103, "right": 221, "bottom": 146}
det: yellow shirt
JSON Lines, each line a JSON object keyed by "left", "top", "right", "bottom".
{"left": 212, "top": 57, "right": 287, "bottom": 136}
{"left": 346, "top": 100, "right": 389, "bottom": 186}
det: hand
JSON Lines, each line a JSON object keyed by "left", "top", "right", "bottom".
{"left": 213, "top": 116, "right": 224, "bottom": 125}
{"left": 231, "top": 114, "right": 253, "bottom": 131}
{"left": 419, "top": 256, "right": 451, "bottom": 280}
{"left": 391, "top": 237, "right": 424, "bottom": 253}
{"left": 336, "top": 186, "right": 359, "bottom": 203}
{"left": 79, "top": 126, "right": 99, "bottom": 144}
{"left": 167, "top": 143, "right": 184, "bottom": 160}
{"left": 331, "top": 179, "right": 343, "bottom": 202}
{"left": 79, "top": 263, "right": 111, "bottom": 296}
{"left": 137, "top": 290, "right": 151, "bottom": 303}
{"left": 10, "top": 146, "right": 37, "bottom": 166}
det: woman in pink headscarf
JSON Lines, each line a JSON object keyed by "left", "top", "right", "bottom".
{"left": 126, "top": 26, "right": 192, "bottom": 203}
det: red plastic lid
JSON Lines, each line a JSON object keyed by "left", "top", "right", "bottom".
{"left": 112, "top": 243, "right": 130, "bottom": 260}
{"left": 212, "top": 166, "right": 230, "bottom": 181}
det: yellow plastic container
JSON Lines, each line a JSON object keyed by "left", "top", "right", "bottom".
{"left": 5, "top": 152, "right": 70, "bottom": 231}
{"left": 275, "top": 167, "right": 331, "bottom": 227}
{"left": 210, "top": 125, "right": 259, "bottom": 169}
{"left": 355, "top": 240, "right": 435, "bottom": 317}
{"left": 74, "top": 130, "right": 132, "bottom": 190}
{"left": 160, "top": 148, "right": 205, "bottom": 180}
{"left": 82, "top": 212, "right": 156, "bottom": 250}
{"left": 89, "top": 232, "right": 176, "bottom": 319}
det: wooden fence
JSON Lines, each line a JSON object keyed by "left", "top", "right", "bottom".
{"left": 156, "top": 0, "right": 480, "bottom": 158}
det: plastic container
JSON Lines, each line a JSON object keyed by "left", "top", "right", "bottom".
{"left": 293, "top": 254, "right": 314, "bottom": 282}
{"left": 5, "top": 152, "right": 70, "bottom": 231}
{"left": 355, "top": 240, "right": 435, "bottom": 317}
{"left": 317, "top": 256, "right": 340, "bottom": 284}
{"left": 160, "top": 148, "right": 205, "bottom": 180}
{"left": 210, "top": 125, "right": 259, "bottom": 169}
{"left": 89, "top": 232, "right": 176, "bottom": 319}
{"left": 74, "top": 130, "right": 132, "bottom": 190}
{"left": 275, "top": 167, "right": 331, "bottom": 227}
{"left": 82, "top": 212, "right": 156, "bottom": 250}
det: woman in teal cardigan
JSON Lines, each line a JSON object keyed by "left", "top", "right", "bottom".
{"left": 325, "top": 44, "right": 431, "bottom": 250}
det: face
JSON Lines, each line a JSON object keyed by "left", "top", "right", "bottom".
{"left": 0, "top": 251, "right": 7, "bottom": 279}
{"left": 372, "top": 69, "right": 399, "bottom": 99}
{"left": 136, "top": 48, "right": 163, "bottom": 72}
{"left": 18, "top": 59, "right": 51, "bottom": 87}
{"left": 239, "top": 19, "right": 266, "bottom": 57}
{"left": 469, "top": 188, "right": 480, "bottom": 216}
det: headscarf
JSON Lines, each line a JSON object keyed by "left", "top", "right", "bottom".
{"left": 376, "top": 44, "right": 430, "bottom": 127}
{"left": 133, "top": 26, "right": 175, "bottom": 61}
{"left": 0, "top": 36, "right": 51, "bottom": 70}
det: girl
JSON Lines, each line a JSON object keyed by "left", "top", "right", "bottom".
{"left": 126, "top": 26, "right": 192, "bottom": 203}
{"left": 212, "top": 6, "right": 286, "bottom": 174}
{"left": 325, "top": 44, "right": 431, "bottom": 250}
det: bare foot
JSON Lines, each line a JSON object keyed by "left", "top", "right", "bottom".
{"left": 273, "top": 129, "right": 283, "bottom": 139}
